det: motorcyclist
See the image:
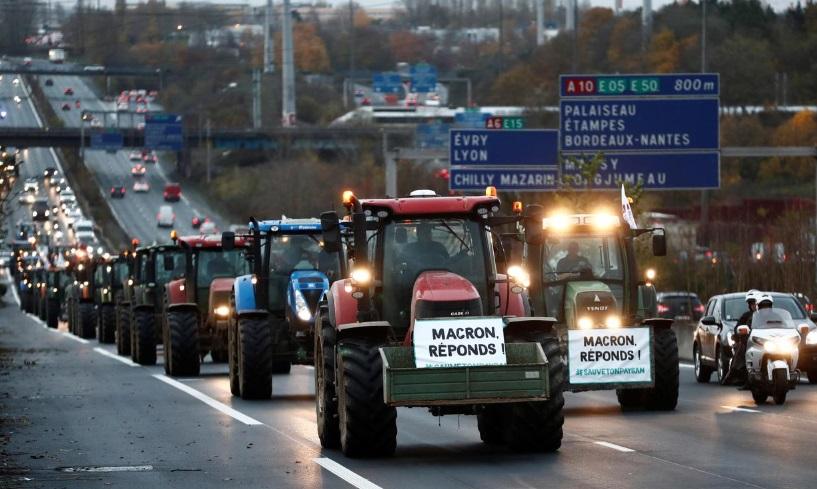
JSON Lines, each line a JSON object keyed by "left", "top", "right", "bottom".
{"left": 737, "top": 289, "right": 760, "bottom": 327}
{"left": 724, "top": 290, "right": 760, "bottom": 388}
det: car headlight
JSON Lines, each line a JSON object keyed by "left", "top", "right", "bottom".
{"left": 214, "top": 305, "right": 230, "bottom": 318}
{"left": 294, "top": 289, "right": 311, "bottom": 322}
{"left": 807, "top": 330, "right": 817, "bottom": 345}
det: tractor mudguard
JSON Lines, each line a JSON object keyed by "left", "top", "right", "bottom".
{"left": 236, "top": 309, "right": 269, "bottom": 321}
{"left": 233, "top": 275, "right": 257, "bottom": 315}
{"left": 495, "top": 275, "right": 528, "bottom": 317}
{"left": 336, "top": 321, "right": 392, "bottom": 342}
{"left": 166, "top": 278, "right": 187, "bottom": 305}
{"left": 167, "top": 302, "right": 198, "bottom": 314}
{"left": 643, "top": 318, "right": 674, "bottom": 330}
{"left": 328, "top": 281, "right": 357, "bottom": 329}
{"left": 503, "top": 316, "right": 558, "bottom": 341}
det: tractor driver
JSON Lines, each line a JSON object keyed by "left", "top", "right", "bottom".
{"left": 205, "top": 253, "right": 232, "bottom": 280}
{"left": 402, "top": 222, "right": 449, "bottom": 268}
{"left": 556, "top": 241, "right": 592, "bottom": 274}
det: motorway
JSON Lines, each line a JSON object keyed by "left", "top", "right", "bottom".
{"left": 4, "top": 291, "right": 817, "bottom": 489}
{"left": 29, "top": 59, "right": 225, "bottom": 244}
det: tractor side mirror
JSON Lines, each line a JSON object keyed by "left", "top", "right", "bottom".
{"left": 523, "top": 204, "right": 544, "bottom": 245}
{"left": 163, "top": 255, "right": 175, "bottom": 271}
{"left": 652, "top": 233, "right": 667, "bottom": 257}
{"left": 221, "top": 231, "right": 235, "bottom": 251}
{"left": 320, "top": 211, "right": 341, "bottom": 253}
{"left": 701, "top": 316, "right": 717, "bottom": 326}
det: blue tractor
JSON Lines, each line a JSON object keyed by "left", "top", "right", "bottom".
{"left": 223, "top": 218, "right": 341, "bottom": 399}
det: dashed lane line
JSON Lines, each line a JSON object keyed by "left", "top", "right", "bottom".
{"left": 314, "top": 458, "right": 383, "bottom": 489}
{"left": 594, "top": 441, "right": 635, "bottom": 452}
{"left": 93, "top": 347, "right": 140, "bottom": 367}
{"left": 152, "top": 374, "right": 264, "bottom": 426}
{"left": 721, "top": 405, "right": 763, "bottom": 413}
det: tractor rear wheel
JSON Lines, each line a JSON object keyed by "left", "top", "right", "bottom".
{"left": 46, "top": 298, "right": 59, "bottom": 329}
{"left": 211, "top": 348, "right": 228, "bottom": 363}
{"left": 237, "top": 316, "right": 272, "bottom": 399}
{"left": 166, "top": 310, "right": 200, "bottom": 376}
{"left": 78, "top": 303, "right": 96, "bottom": 339}
{"left": 315, "top": 313, "right": 340, "bottom": 449}
{"left": 116, "top": 305, "right": 131, "bottom": 356}
{"left": 643, "top": 328, "right": 679, "bottom": 411}
{"left": 132, "top": 310, "right": 157, "bottom": 366}
{"left": 506, "top": 336, "right": 564, "bottom": 452}
{"left": 336, "top": 337, "right": 397, "bottom": 457}
{"left": 98, "top": 304, "right": 116, "bottom": 344}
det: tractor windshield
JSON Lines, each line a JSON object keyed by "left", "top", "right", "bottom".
{"left": 265, "top": 233, "right": 339, "bottom": 311}
{"left": 379, "top": 218, "right": 491, "bottom": 331}
{"left": 154, "top": 250, "right": 185, "bottom": 285}
{"left": 195, "top": 249, "right": 249, "bottom": 285}
{"left": 542, "top": 234, "right": 625, "bottom": 320}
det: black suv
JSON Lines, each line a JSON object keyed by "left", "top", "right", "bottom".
{"left": 657, "top": 291, "right": 704, "bottom": 322}
{"left": 693, "top": 291, "right": 817, "bottom": 384}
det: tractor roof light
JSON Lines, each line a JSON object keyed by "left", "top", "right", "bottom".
{"left": 170, "top": 230, "right": 178, "bottom": 242}
{"left": 512, "top": 201, "right": 523, "bottom": 214}
{"left": 342, "top": 190, "right": 356, "bottom": 209}
{"left": 485, "top": 186, "right": 497, "bottom": 197}
{"left": 589, "top": 211, "right": 619, "bottom": 230}
{"left": 543, "top": 212, "right": 573, "bottom": 233}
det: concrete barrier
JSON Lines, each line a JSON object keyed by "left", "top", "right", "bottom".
{"left": 672, "top": 320, "right": 696, "bottom": 362}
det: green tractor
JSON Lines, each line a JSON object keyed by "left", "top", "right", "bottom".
{"left": 93, "top": 254, "right": 130, "bottom": 344}
{"left": 44, "top": 267, "right": 70, "bottom": 329}
{"left": 65, "top": 248, "right": 98, "bottom": 339}
{"left": 521, "top": 210, "right": 678, "bottom": 410}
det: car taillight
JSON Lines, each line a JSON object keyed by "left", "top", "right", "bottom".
{"left": 807, "top": 304, "right": 814, "bottom": 313}
{"left": 110, "top": 187, "right": 114, "bottom": 192}
{"left": 657, "top": 304, "right": 669, "bottom": 314}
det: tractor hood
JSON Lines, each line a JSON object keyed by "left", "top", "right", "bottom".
{"left": 410, "top": 271, "right": 483, "bottom": 326}
{"left": 208, "top": 277, "right": 234, "bottom": 315}
{"left": 565, "top": 281, "right": 619, "bottom": 329}
{"left": 288, "top": 270, "right": 330, "bottom": 318}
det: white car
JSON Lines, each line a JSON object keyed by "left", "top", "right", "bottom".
{"left": 65, "top": 208, "right": 83, "bottom": 228}
{"left": 59, "top": 191, "right": 76, "bottom": 207}
{"left": 157, "top": 205, "right": 175, "bottom": 228}
{"left": 200, "top": 221, "right": 217, "bottom": 234}
{"left": 23, "top": 178, "right": 39, "bottom": 193}
{"left": 129, "top": 150, "right": 142, "bottom": 161}
{"left": 133, "top": 180, "right": 150, "bottom": 193}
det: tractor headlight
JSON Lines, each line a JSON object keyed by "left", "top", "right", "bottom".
{"left": 294, "top": 289, "right": 311, "bottom": 322}
{"left": 214, "top": 305, "right": 230, "bottom": 318}
{"left": 506, "top": 265, "right": 530, "bottom": 289}
{"left": 52, "top": 287, "right": 58, "bottom": 293}
{"left": 764, "top": 338, "right": 797, "bottom": 355}
{"left": 350, "top": 267, "right": 371, "bottom": 285}
{"left": 578, "top": 316, "right": 593, "bottom": 330}
{"left": 127, "top": 278, "right": 134, "bottom": 286}
{"left": 807, "top": 331, "right": 817, "bottom": 345}
{"left": 605, "top": 316, "right": 622, "bottom": 328}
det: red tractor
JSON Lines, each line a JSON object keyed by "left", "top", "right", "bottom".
{"left": 162, "top": 234, "right": 250, "bottom": 376}
{"left": 315, "top": 189, "right": 565, "bottom": 457}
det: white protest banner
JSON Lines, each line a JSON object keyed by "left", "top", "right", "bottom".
{"left": 413, "top": 317, "right": 506, "bottom": 368}
{"left": 568, "top": 328, "right": 651, "bottom": 384}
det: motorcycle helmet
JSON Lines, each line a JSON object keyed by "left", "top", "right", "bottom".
{"left": 757, "top": 293, "right": 774, "bottom": 308}
{"left": 745, "top": 289, "right": 760, "bottom": 304}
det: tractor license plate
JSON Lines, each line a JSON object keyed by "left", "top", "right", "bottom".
{"left": 567, "top": 328, "right": 652, "bottom": 385}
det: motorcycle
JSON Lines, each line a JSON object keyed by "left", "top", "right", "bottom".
{"left": 737, "top": 307, "right": 804, "bottom": 405}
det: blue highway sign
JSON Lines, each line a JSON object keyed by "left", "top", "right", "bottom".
{"left": 449, "top": 168, "right": 559, "bottom": 191}
{"left": 561, "top": 152, "right": 720, "bottom": 190}
{"left": 90, "top": 131, "right": 123, "bottom": 151}
{"left": 416, "top": 122, "right": 451, "bottom": 149}
{"left": 449, "top": 129, "right": 559, "bottom": 166}
{"left": 373, "top": 72, "right": 403, "bottom": 94}
{"left": 559, "top": 98, "right": 719, "bottom": 152}
{"left": 410, "top": 63, "right": 438, "bottom": 93}
{"left": 145, "top": 113, "right": 183, "bottom": 151}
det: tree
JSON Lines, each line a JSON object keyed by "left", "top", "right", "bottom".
{"left": 711, "top": 35, "right": 775, "bottom": 105}
{"left": 389, "top": 31, "right": 432, "bottom": 63}
{"left": 647, "top": 28, "right": 681, "bottom": 73}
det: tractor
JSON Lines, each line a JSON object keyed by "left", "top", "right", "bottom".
{"left": 65, "top": 247, "right": 99, "bottom": 339}
{"left": 518, "top": 209, "right": 678, "bottom": 410}
{"left": 126, "top": 242, "right": 185, "bottom": 365}
{"left": 44, "top": 267, "right": 70, "bottom": 328}
{"left": 314, "top": 189, "right": 565, "bottom": 457}
{"left": 93, "top": 254, "right": 129, "bottom": 344}
{"left": 221, "top": 218, "right": 339, "bottom": 399}
{"left": 161, "top": 233, "right": 250, "bottom": 376}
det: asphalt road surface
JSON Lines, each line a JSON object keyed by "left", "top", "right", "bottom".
{"left": 3, "top": 291, "right": 817, "bottom": 489}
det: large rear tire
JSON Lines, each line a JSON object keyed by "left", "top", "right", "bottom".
{"left": 315, "top": 312, "right": 340, "bottom": 449}
{"left": 78, "top": 303, "right": 96, "bottom": 339}
{"left": 643, "top": 328, "right": 679, "bottom": 411}
{"left": 506, "top": 336, "right": 564, "bottom": 452}
{"left": 616, "top": 388, "right": 645, "bottom": 410}
{"left": 336, "top": 337, "right": 397, "bottom": 457}
{"left": 132, "top": 309, "right": 157, "bottom": 366}
{"left": 237, "top": 316, "right": 272, "bottom": 399}
{"left": 166, "top": 310, "right": 200, "bottom": 376}
{"left": 46, "top": 297, "right": 59, "bottom": 329}
{"left": 116, "top": 305, "right": 131, "bottom": 356}
{"left": 228, "top": 316, "right": 241, "bottom": 396}
{"left": 98, "top": 304, "right": 116, "bottom": 344}
{"left": 477, "top": 405, "right": 505, "bottom": 445}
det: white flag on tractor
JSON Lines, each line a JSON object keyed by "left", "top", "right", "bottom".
{"left": 621, "top": 185, "right": 637, "bottom": 229}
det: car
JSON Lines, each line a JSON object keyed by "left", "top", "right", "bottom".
{"left": 45, "top": 79, "right": 54, "bottom": 86}
{"left": 135, "top": 104, "right": 147, "bottom": 113}
{"left": 12, "top": 78, "right": 20, "bottom": 86}
{"left": 162, "top": 182, "right": 181, "bottom": 202}
{"left": 191, "top": 215, "right": 203, "bottom": 229}
{"left": 0, "top": 106, "right": 6, "bottom": 119}
{"left": 693, "top": 291, "right": 817, "bottom": 385}
{"left": 792, "top": 292, "right": 814, "bottom": 314}
{"left": 13, "top": 95, "right": 21, "bottom": 105}
{"left": 61, "top": 103, "right": 71, "bottom": 111}
{"left": 199, "top": 220, "right": 216, "bottom": 234}
{"left": 128, "top": 150, "right": 142, "bottom": 161}
{"left": 53, "top": 178, "right": 67, "bottom": 193}
{"left": 43, "top": 167, "right": 57, "bottom": 179}
{"left": 110, "top": 185, "right": 126, "bottom": 198}
{"left": 31, "top": 198, "right": 50, "bottom": 222}
{"left": 18, "top": 189, "right": 36, "bottom": 205}
{"left": 131, "top": 164, "right": 146, "bottom": 176}
{"left": 23, "top": 57, "right": 32, "bottom": 66}
{"left": 133, "top": 180, "right": 150, "bottom": 193}
{"left": 59, "top": 190, "right": 76, "bottom": 208}
{"left": 657, "top": 291, "right": 704, "bottom": 322}
{"left": 142, "top": 152, "right": 158, "bottom": 164}
{"left": 90, "top": 119, "right": 102, "bottom": 128}
{"left": 23, "top": 177, "right": 38, "bottom": 193}
{"left": 156, "top": 205, "right": 175, "bottom": 228}
{"left": 64, "top": 87, "right": 74, "bottom": 96}
{"left": 65, "top": 208, "right": 83, "bottom": 228}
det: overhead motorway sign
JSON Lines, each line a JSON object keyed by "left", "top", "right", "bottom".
{"left": 559, "top": 98, "right": 719, "bottom": 152}
{"left": 145, "top": 113, "right": 183, "bottom": 150}
{"left": 373, "top": 72, "right": 403, "bottom": 94}
{"left": 449, "top": 129, "right": 558, "bottom": 166}
{"left": 449, "top": 167, "right": 559, "bottom": 191}
{"left": 561, "top": 152, "right": 720, "bottom": 190}
{"left": 410, "top": 63, "right": 438, "bottom": 93}
{"left": 416, "top": 122, "right": 451, "bottom": 149}
{"left": 454, "top": 111, "right": 491, "bottom": 128}
{"left": 90, "top": 131, "right": 123, "bottom": 151}
{"left": 560, "top": 74, "right": 719, "bottom": 98}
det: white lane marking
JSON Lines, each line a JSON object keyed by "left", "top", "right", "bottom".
{"left": 594, "top": 441, "right": 635, "bottom": 453}
{"left": 721, "top": 405, "right": 762, "bottom": 413}
{"left": 314, "top": 458, "right": 383, "bottom": 489}
{"left": 9, "top": 281, "right": 21, "bottom": 306}
{"left": 152, "top": 374, "right": 263, "bottom": 426}
{"left": 59, "top": 465, "right": 153, "bottom": 473}
{"left": 26, "top": 313, "right": 47, "bottom": 328}
{"left": 61, "top": 331, "right": 89, "bottom": 344}
{"left": 303, "top": 365, "right": 315, "bottom": 370}
{"left": 93, "top": 347, "right": 140, "bottom": 367}
{"left": 679, "top": 363, "right": 694, "bottom": 369}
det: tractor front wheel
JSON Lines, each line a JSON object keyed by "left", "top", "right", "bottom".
{"left": 236, "top": 316, "right": 272, "bottom": 399}
{"left": 315, "top": 313, "right": 340, "bottom": 449}
{"left": 46, "top": 298, "right": 59, "bottom": 329}
{"left": 166, "top": 310, "right": 200, "bottom": 376}
{"left": 116, "top": 305, "right": 131, "bottom": 356}
{"left": 643, "top": 328, "right": 680, "bottom": 411}
{"left": 336, "top": 337, "right": 397, "bottom": 457}
{"left": 132, "top": 310, "right": 157, "bottom": 366}
{"left": 98, "top": 304, "right": 116, "bottom": 344}
{"left": 78, "top": 303, "right": 96, "bottom": 339}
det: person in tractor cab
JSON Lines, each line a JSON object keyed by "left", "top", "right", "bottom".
{"left": 206, "top": 254, "right": 232, "bottom": 278}
{"left": 402, "top": 222, "right": 449, "bottom": 265}
{"left": 556, "top": 241, "right": 592, "bottom": 274}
